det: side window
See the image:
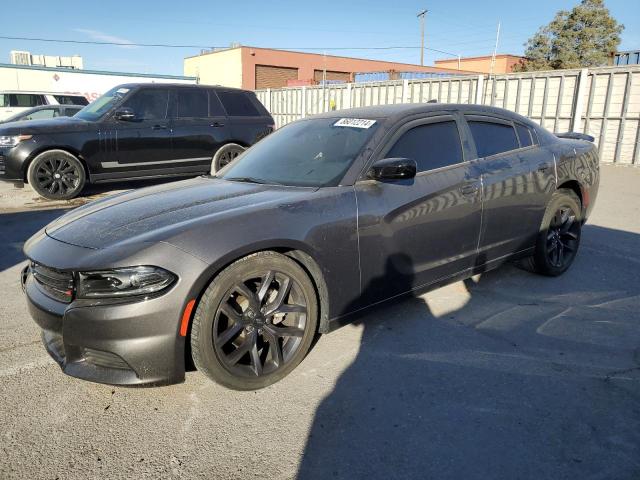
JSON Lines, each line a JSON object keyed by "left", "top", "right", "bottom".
{"left": 208, "top": 90, "right": 226, "bottom": 117}
{"left": 26, "top": 109, "right": 57, "bottom": 120}
{"left": 54, "top": 95, "right": 89, "bottom": 106}
{"left": 63, "top": 108, "right": 80, "bottom": 117}
{"left": 515, "top": 123, "right": 533, "bottom": 148}
{"left": 0, "top": 94, "right": 7, "bottom": 107}
{"left": 122, "top": 89, "right": 169, "bottom": 120}
{"left": 175, "top": 89, "right": 208, "bottom": 118}
{"left": 387, "top": 120, "right": 464, "bottom": 172}
{"left": 467, "top": 120, "right": 519, "bottom": 158}
{"left": 10, "top": 94, "right": 45, "bottom": 107}
{"left": 217, "top": 91, "right": 261, "bottom": 117}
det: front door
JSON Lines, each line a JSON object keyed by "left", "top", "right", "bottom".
{"left": 355, "top": 115, "right": 482, "bottom": 307}
{"left": 112, "top": 88, "right": 173, "bottom": 169}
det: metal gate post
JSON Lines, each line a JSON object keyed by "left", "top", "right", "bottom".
{"left": 571, "top": 68, "right": 589, "bottom": 132}
{"left": 346, "top": 83, "right": 352, "bottom": 109}
{"left": 301, "top": 86, "right": 306, "bottom": 119}
{"left": 402, "top": 79, "right": 410, "bottom": 103}
{"left": 475, "top": 75, "right": 484, "bottom": 104}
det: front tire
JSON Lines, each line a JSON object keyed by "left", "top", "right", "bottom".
{"left": 27, "top": 150, "right": 86, "bottom": 200}
{"left": 211, "top": 143, "right": 245, "bottom": 174}
{"left": 522, "top": 189, "right": 582, "bottom": 276}
{"left": 190, "top": 251, "right": 318, "bottom": 390}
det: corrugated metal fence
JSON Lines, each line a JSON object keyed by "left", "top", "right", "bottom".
{"left": 256, "top": 65, "right": 640, "bottom": 165}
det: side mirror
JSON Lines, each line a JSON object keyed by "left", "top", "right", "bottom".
{"left": 114, "top": 107, "right": 136, "bottom": 121}
{"left": 367, "top": 157, "right": 417, "bottom": 181}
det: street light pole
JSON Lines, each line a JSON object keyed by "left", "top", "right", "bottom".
{"left": 417, "top": 9, "right": 428, "bottom": 66}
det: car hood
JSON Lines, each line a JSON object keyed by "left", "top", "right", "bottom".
{"left": 0, "top": 116, "right": 93, "bottom": 135}
{"left": 45, "top": 177, "right": 315, "bottom": 249}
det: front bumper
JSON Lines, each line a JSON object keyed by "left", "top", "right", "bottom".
{"left": 22, "top": 233, "right": 210, "bottom": 386}
{"left": 0, "top": 144, "right": 29, "bottom": 181}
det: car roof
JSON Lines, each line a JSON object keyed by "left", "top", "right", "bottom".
{"left": 311, "top": 103, "right": 536, "bottom": 126}
{"left": 0, "top": 91, "right": 86, "bottom": 96}
{"left": 115, "top": 83, "right": 255, "bottom": 94}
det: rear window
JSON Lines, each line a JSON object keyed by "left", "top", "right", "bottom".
{"left": 9, "top": 94, "right": 46, "bottom": 107}
{"left": 175, "top": 89, "right": 208, "bottom": 118}
{"left": 515, "top": 123, "right": 533, "bottom": 148}
{"left": 467, "top": 120, "right": 519, "bottom": 158}
{"left": 53, "top": 95, "right": 89, "bottom": 106}
{"left": 217, "top": 91, "right": 261, "bottom": 116}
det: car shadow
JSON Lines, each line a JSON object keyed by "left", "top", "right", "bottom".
{"left": 297, "top": 224, "right": 640, "bottom": 480}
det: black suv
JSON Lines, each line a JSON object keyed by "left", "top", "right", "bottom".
{"left": 0, "top": 83, "right": 274, "bottom": 199}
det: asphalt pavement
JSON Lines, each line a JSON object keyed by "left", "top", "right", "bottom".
{"left": 1, "top": 167, "right": 639, "bottom": 480}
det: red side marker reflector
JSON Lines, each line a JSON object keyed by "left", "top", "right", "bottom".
{"left": 180, "top": 299, "right": 196, "bottom": 337}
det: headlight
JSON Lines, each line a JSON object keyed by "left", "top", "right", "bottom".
{"left": 0, "top": 134, "right": 32, "bottom": 147}
{"left": 77, "top": 266, "right": 176, "bottom": 299}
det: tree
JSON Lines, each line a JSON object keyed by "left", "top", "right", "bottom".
{"left": 515, "top": 0, "right": 623, "bottom": 71}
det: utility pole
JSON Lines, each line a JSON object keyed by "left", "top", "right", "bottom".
{"left": 489, "top": 21, "right": 501, "bottom": 78}
{"left": 417, "top": 9, "right": 428, "bottom": 66}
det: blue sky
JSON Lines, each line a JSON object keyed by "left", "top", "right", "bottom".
{"left": 1, "top": 0, "right": 637, "bottom": 76}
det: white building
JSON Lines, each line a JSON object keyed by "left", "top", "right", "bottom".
{"left": 10, "top": 50, "right": 84, "bottom": 70}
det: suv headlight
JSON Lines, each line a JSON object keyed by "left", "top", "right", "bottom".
{"left": 77, "top": 266, "right": 176, "bottom": 299}
{"left": 0, "top": 134, "right": 32, "bottom": 147}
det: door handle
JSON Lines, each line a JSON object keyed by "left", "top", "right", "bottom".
{"left": 460, "top": 182, "right": 480, "bottom": 196}
{"left": 152, "top": 124, "right": 168, "bottom": 130}
{"left": 210, "top": 122, "right": 225, "bottom": 127}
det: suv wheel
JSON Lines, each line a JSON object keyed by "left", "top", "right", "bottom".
{"left": 211, "top": 143, "right": 245, "bottom": 174}
{"left": 27, "top": 150, "right": 86, "bottom": 200}
{"left": 190, "top": 251, "right": 318, "bottom": 390}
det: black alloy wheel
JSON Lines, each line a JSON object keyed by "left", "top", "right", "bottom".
{"left": 521, "top": 188, "right": 582, "bottom": 276}
{"left": 28, "top": 150, "right": 86, "bottom": 200}
{"left": 214, "top": 270, "right": 308, "bottom": 377}
{"left": 190, "top": 251, "right": 318, "bottom": 390}
{"left": 212, "top": 143, "right": 245, "bottom": 173}
{"left": 545, "top": 207, "right": 580, "bottom": 269}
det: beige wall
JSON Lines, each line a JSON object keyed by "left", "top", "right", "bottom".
{"left": 186, "top": 47, "right": 474, "bottom": 90}
{"left": 184, "top": 48, "right": 243, "bottom": 88}
{"left": 435, "top": 55, "right": 523, "bottom": 74}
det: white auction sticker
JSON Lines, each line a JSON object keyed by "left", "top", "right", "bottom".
{"left": 333, "top": 118, "right": 377, "bottom": 129}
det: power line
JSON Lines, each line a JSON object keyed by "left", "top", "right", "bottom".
{"left": 0, "top": 35, "right": 462, "bottom": 56}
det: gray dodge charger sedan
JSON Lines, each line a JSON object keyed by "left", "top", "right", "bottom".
{"left": 22, "top": 104, "right": 599, "bottom": 390}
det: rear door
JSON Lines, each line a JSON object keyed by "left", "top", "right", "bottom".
{"left": 355, "top": 115, "right": 482, "bottom": 306}
{"left": 464, "top": 115, "right": 537, "bottom": 263}
{"left": 169, "top": 87, "right": 230, "bottom": 172}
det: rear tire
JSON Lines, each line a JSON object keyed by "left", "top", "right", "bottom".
{"left": 27, "top": 150, "right": 86, "bottom": 200}
{"left": 211, "top": 143, "right": 245, "bottom": 174}
{"left": 190, "top": 251, "right": 318, "bottom": 390}
{"left": 521, "top": 189, "right": 582, "bottom": 276}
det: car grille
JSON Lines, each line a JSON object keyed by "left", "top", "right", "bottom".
{"left": 82, "top": 348, "right": 130, "bottom": 370}
{"left": 0, "top": 154, "right": 5, "bottom": 174}
{"left": 31, "top": 262, "right": 74, "bottom": 303}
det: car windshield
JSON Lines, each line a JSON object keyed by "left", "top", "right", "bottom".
{"left": 74, "top": 86, "right": 131, "bottom": 121}
{"left": 219, "top": 117, "right": 379, "bottom": 187}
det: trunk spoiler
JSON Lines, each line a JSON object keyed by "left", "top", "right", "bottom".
{"left": 556, "top": 132, "right": 595, "bottom": 142}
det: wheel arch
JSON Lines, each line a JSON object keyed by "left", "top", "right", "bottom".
{"left": 23, "top": 147, "right": 89, "bottom": 183}
{"left": 557, "top": 179, "right": 583, "bottom": 207}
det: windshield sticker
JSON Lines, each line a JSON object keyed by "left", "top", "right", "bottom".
{"left": 116, "top": 88, "right": 130, "bottom": 95}
{"left": 333, "top": 118, "right": 376, "bottom": 129}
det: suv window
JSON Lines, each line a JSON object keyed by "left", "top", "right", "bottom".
{"left": 217, "top": 90, "right": 261, "bottom": 116}
{"left": 515, "top": 123, "right": 534, "bottom": 148}
{"left": 0, "top": 94, "right": 7, "bottom": 107}
{"left": 208, "top": 90, "right": 226, "bottom": 117}
{"left": 387, "top": 120, "right": 463, "bottom": 172}
{"left": 25, "top": 108, "right": 58, "bottom": 120}
{"left": 9, "top": 94, "right": 46, "bottom": 107}
{"left": 122, "top": 89, "right": 169, "bottom": 120}
{"left": 175, "top": 89, "right": 208, "bottom": 118}
{"left": 468, "top": 120, "right": 519, "bottom": 158}
{"left": 53, "top": 95, "right": 89, "bottom": 106}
